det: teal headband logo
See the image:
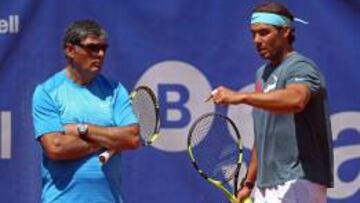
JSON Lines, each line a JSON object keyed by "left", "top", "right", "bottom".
{"left": 251, "top": 12, "right": 292, "bottom": 26}
{"left": 251, "top": 12, "right": 309, "bottom": 26}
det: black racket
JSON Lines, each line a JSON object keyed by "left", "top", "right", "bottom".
{"left": 187, "top": 112, "right": 251, "bottom": 203}
{"left": 99, "top": 86, "right": 160, "bottom": 164}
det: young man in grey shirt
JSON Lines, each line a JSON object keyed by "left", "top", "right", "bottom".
{"left": 209, "top": 2, "right": 333, "bottom": 202}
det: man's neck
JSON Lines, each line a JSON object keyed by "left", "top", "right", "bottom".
{"left": 66, "top": 65, "right": 95, "bottom": 85}
{"left": 270, "top": 46, "right": 294, "bottom": 66}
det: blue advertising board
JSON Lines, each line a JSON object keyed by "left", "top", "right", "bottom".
{"left": 0, "top": 1, "right": 359, "bottom": 202}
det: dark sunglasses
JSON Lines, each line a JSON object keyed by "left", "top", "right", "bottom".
{"left": 75, "top": 43, "right": 109, "bottom": 54}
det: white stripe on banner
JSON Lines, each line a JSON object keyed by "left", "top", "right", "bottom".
{"left": 1, "top": 111, "right": 11, "bottom": 159}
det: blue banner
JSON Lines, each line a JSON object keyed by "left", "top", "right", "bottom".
{"left": 0, "top": 0, "right": 359, "bottom": 202}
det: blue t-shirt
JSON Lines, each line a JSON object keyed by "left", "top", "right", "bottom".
{"left": 253, "top": 52, "right": 334, "bottom": 188}
{"left": 32, "top": 70, "right": 137, "bottom": 203}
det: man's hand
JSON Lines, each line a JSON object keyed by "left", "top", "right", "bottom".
{"left": 236, "top": 186, "right": 252, "bottom": 203}
{"left": 63, "top": 124, "right": 102, "bottom": 151}
{"left": 63, "top": 124, "right": 78, "bottom": 136}
{"left": 207, "top": 86, "right": 246, "bottom": 105}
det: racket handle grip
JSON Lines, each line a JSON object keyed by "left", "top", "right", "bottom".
{"left": 99, "top": 150, "right": 115, "bottom": 164}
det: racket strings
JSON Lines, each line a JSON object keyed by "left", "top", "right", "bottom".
{"left": 190, "top": 115, "right": 239, "bottom": 183}
{"left": 132, "top": 89, "right": 158, "bottom": 144}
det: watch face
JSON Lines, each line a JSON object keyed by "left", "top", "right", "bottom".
{"left": 78, "top": 124, "right": 88, "bottom": 135}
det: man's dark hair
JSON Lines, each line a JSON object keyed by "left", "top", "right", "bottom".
{"left": 253, "top": 1, "right": 296, "bottom": 44}
{"left": 62, "top": 19, "right": 107, "bottom": 49}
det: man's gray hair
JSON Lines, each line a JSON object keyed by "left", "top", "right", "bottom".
{"left": 62, "top": 19, "right": 107, "bottom": 49}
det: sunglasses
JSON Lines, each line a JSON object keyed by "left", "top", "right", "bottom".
{"left": 75, "top": 43, "right": 109, "bottom": 54}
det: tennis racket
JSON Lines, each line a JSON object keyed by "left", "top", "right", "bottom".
{"left": 187, "top": 112, "right": 251, "bottom": 203}
{"left": 99, "top": 85, "right": 160, "bottom": 164}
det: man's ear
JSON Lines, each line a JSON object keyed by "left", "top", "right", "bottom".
{"left": 64, "top": 43, "right": 75, "bottom": 59}
{"left": 282, "top": 26, "right": 292, "bottom": 39}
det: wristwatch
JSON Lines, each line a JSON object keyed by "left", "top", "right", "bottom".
{"left": 77, "top": 124, "right": 88, "bottom": 138}
{"left": 240, "top": 178, "right": 255, "bottom": 190}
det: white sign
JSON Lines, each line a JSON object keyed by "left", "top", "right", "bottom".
{"left": 0, "top": 15, "right": 19, "bottom": 34}
{"left": 1, "top": 111, "right": 11, "bottom": 159}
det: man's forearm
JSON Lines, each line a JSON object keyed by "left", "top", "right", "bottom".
{"left": 212, "top": 84, "right": 310, "bottom": 113}
{"left": 245, "top": 146, "right": 257, "bottom": 183}
{"left": 241, "top": 84, "right": 310, "bottom": 113}
{"left": 236, "top": 145, "right": 257, "bottom": 200}
{"left": 85, "top": 124, "right": 140, "bottom": 152}
{"left": 40, "top": 133, "right": 100, "bottom": 161}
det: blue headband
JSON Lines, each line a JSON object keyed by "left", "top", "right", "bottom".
{"left": 251, "top": 12, "right": 292, "bottom": 27}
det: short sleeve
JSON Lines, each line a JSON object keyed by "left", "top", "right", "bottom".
{"left": 32, "top": 85, "right": 64, "bottom": 139}
{"left": 113, "top": 84, "right": 138, "bottom": 126}
{"left": 285, "top": 61, "right": 321, "bottom": 93}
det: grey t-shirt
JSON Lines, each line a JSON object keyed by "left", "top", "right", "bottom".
{"left": 253, "top": 52, "right": 334, "bottom": 188}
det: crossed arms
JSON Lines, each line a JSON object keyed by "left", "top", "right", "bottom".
{"left": 39, "top": 124, "right": 140, "bottom": 161}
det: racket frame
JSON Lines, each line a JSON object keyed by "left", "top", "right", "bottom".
{"left": 99, "top": 85, "right": 160, "bottom": 164}
{"left": 187, "top": 112, "right": 244, "bottom": 203}
{"left": 130, "top": 86, "right": 161, "bottom": 146}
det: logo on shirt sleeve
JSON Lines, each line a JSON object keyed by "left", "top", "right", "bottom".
{"left": 293, "top": 77, "right": 306, "bottom": 82}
